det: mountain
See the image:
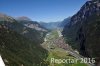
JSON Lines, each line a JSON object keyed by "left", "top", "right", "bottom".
{"left": 0, "top": 25, "right": 48, "bottom": 66}
{"left": 39, "top": 22, "right": 61, "bottom": 30}
{"left": 0, "top": 13, "right": 48, "bottom": 66}
{"left": 16, "top": 16, "right": 32, "bottom": 21}
{"left": 39, "top": 17, "right": 70, "bottom": 30}
{"left": 58, "top": 17, "right": 71, "bottom": 28}
{"left": 0, "top": 14, "right": 47, "bottom": 44}
{"left": 0, "top": 13, "right": 15, "bottom": 22}
{"left": 63, "top": 0, "right": 100, "bottom": 65}
{"left": 16, "top": 17, "right": 47, "bottom": 31}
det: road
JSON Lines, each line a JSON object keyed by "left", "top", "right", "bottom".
{"left": 57, "top": 30, "right": 95, "bottom": 66}
{"left": 42, "top": 30, "right": 95, "bottom": 66}
{"left": 57, "top": 30, "right": 63, "bottom": 37}
{"left": 67, "top": 50, "right": 95, "bottom": 66}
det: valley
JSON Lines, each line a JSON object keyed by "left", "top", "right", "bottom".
{"left": 41, "top": 30, "right": 89, "bottom": 66}
{"left": 0, "top": 0, "right": 100, "bottom": 66}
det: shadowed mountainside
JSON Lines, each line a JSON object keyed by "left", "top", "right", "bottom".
{"left": 0, "top": 13, "right": 48, "bottom": 66}
{"left": 63, "top": 0, "right": 100, "bottom": 65}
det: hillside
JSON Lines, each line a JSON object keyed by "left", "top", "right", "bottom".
{"left": 0, "top": 13, "right": 49, "bottom": 66}
{"left": 0, "top": 25, "right": 48, "bottom": 66}
{"left": 0, "top": 14, "right": 47, "bottom": 44}
{"left": 63, "top": 0, "right": 100, "bottom": 65}
{"left": 58, "top": 17, "right": 71, "bottom": 28}
{"left": 16, "top": 16, "right": 47, "bottom": 32}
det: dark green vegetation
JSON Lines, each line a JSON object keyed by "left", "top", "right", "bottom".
{"left": 0, "top": 14, "right": 47, "bottom": 44}
{"left": 0, "top": 14, "right": 48, "bottom": 66}
{"left": 0, "top": 21, "right": 47, "bottom": 44}
{"left": 63, "top": 0, "right": 100, "bottom": 65}
{"left": 0, "top": 25, "right": 48, "bottom": 66}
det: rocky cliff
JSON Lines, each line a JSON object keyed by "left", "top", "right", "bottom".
{"left": 63, "top": 0, "right": 100, "bottom": 64}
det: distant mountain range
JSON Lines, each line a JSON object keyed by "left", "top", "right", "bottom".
{"left": 39, "top": 17, "right": 71, "bottom": 30}
{"left": 39, "top": 21, "right": 61, "bottom": 29}
{"left": 63, "top": 0, "right": 100, "bottom": 65}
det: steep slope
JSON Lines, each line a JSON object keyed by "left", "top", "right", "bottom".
{"left": 0, "top": 25, "right": 48, "bottom": 66}
{"left": 58, "top": 17, "right": 71, "bottom": 28}
{"left": 0, "top": 13, "right": 49, "bottom": 66}
{"left": 0, "top": 14, "right": 47, "bottom": 44}
{"left": 0, "top": 13, "right": 15, "bottom": 22}
{"left": 16, "top": 16, "right": 47, "bottom": 31}
{"left": 63, "top": 0, "right": 100, "bottom": 64}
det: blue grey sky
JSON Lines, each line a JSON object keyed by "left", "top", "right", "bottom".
{"left": 0, "top": 0, "right": 87, "bottom": 22}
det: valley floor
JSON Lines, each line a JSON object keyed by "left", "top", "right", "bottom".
{"left": 41, "top": 30, "right": 89, "bottom": 66}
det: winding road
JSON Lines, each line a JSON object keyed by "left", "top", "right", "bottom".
{"left": 57, "top": 30, "right": 95, "bottom": 66}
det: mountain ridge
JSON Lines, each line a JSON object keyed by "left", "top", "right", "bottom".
{"left": 39, "top": 17, "right": 71, "bottom": 30}
{"left": 63, "top": 0, "right": 100, "bottom": 65}
{"left": 0, "top": 13, "right": 49, "bottom": 66}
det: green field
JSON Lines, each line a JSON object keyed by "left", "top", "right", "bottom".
{"left": 41, "top": 30, "right": 88, "bottom": 66}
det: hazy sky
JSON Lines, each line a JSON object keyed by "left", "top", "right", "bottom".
{"left": 0, "top": 0, "right": 86, "bottom": 22}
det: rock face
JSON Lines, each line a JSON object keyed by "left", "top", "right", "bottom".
{"left": 69, "top": 0, "right": 100, "bottom": 26}
{"left": 0, "top": 13, "right": 15, "bottom": 22}
{"left": 16, "top": 17, "right": 47, "bottom": 31}
{"left": 63, "top": 0, "right": 100, "bottom": 64}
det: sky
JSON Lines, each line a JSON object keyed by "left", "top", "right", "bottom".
{"left": 0, "top": 0, "right": 87, "bottom": 22}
